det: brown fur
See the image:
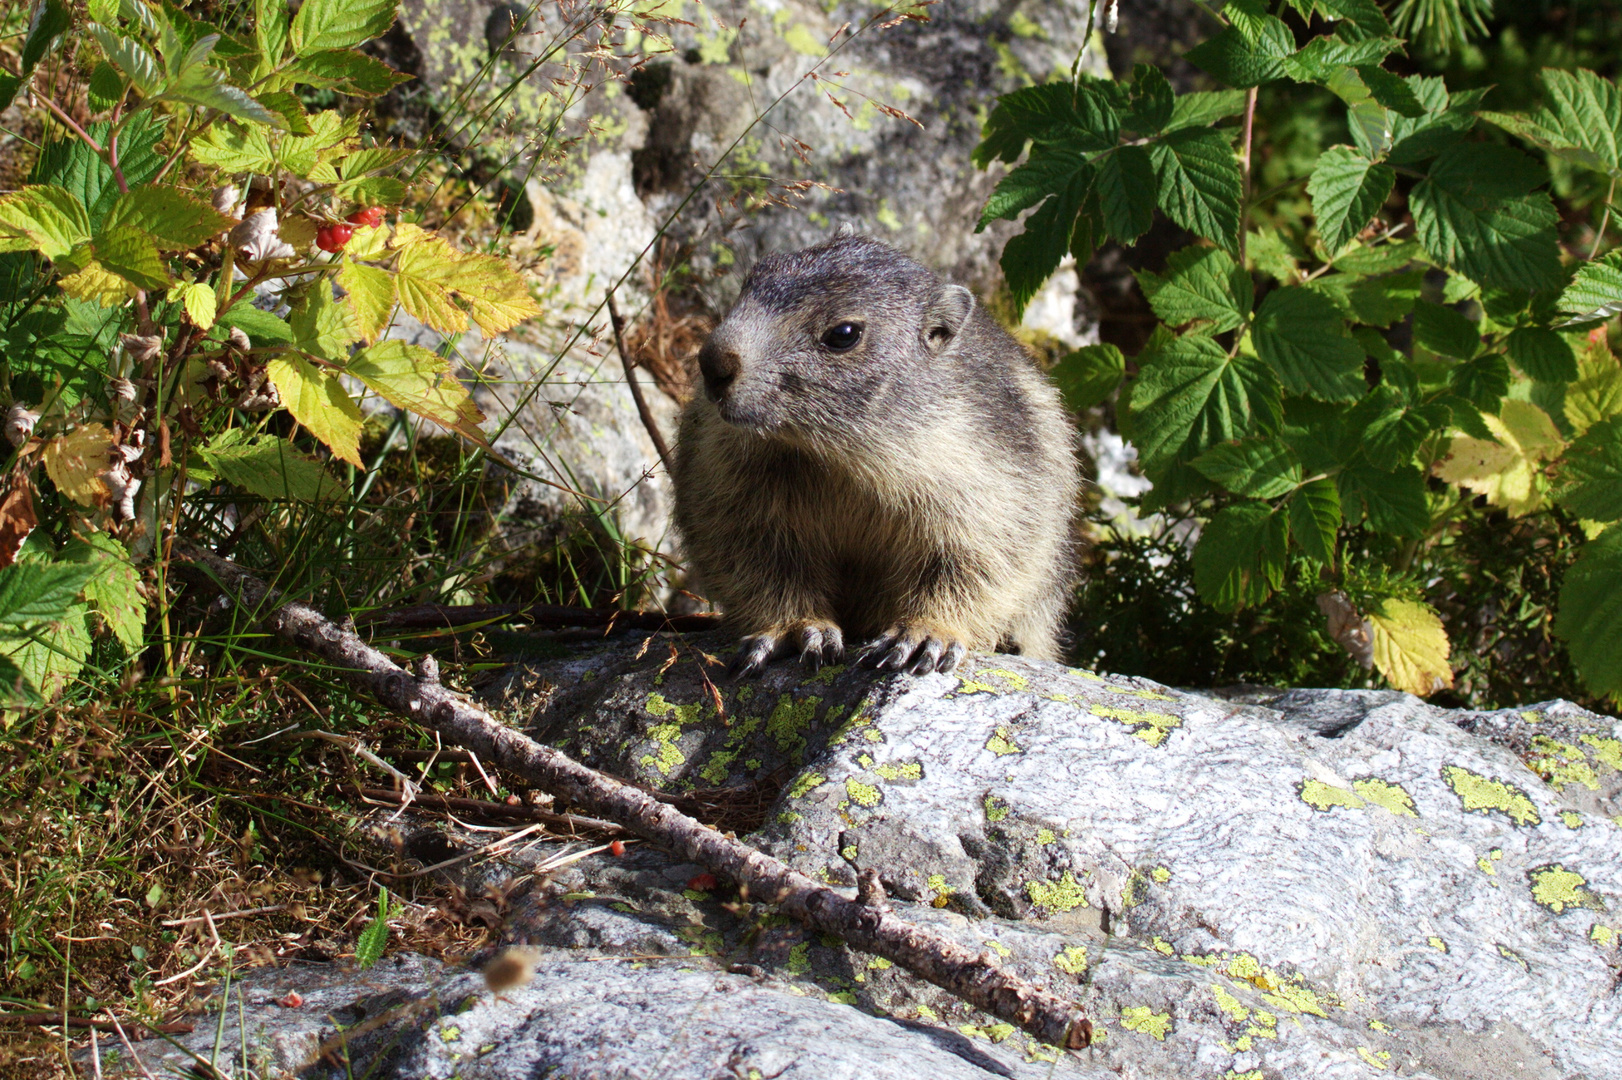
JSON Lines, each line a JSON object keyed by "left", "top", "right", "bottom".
{"left": 672, "top": 235, "right": 1078, "bottom": 675}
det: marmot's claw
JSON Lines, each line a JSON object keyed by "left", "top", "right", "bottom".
{"left": 729, "top": 634, "right": 779, "bottom": 680}
{"left": 859, "top": 626, "right": 966, "bottom": 675}
{"left": 797, "top": 623, "right": 844, "bottom": 671}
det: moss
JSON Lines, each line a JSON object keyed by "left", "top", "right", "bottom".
{"left": 1442, "top": 765, "right": 1541, "bottom": 826}
{"left": 1024, "top": 870, "right": 1087, "bottom": 912}
{"left": 1299, "top": 778, "right": 1365, "bottom": 812}
{"left": 1054, "top": 945, "right": 1088, "bottom": 974}
{"left": 1352, "top": 777, "right": 1418, "bottom": 817}
{"left": 787, "top": 942, "right": 811, "bottom": 974}
{"left": 1528, "top": 864, "right": 1605, "bottom": 913}
{"left": 1118, "top": 1005, "right": 1172, "bottom": 1040}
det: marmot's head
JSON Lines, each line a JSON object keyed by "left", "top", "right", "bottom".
{"left": 696, "top": 235, "right": 975, "bottom": 439}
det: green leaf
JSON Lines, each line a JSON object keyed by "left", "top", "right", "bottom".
{"left": 354, "top": 887, "right": 391, "bottom": 969}
{"left": 1165, "top": 90, "right": 1248, "bottom": 133}
{"left": 87, "top": 61, "right": 126, "bottom": 112}
{"left": 1307, "top": 145, "right": 1394, "bottom": 254}
{"left": 290, "top": 283, "right": 360, "bottom": 362}
{"left": 1252, "top": 287, "right": 1366, "bottom": 401}
{"left": 198, "top": 429, "right": 343, "bottom": 502}
{"left": 60, "top": 534, "right": 146, "bottom": 651}
{"left": 0, "top": 562, "right": 100, "bottom": 629}
{"left": 20, "top": 0, "right": 72, "bottom": 80}
{"left": 104, "top": 186, "right": 233, "bottom": 249}
{"left": 1149, "top": 128, "right": 1244, "bottom": 254}
{"left": 188, "top": 122, "right": 276, "bottom": 174}
{"left": 1559, "top": 252, "right": 1622, "bottom": 325}
{"left": 1332, "top": 239, "right": 1424, "bottom": 275}
{"left": 1411, "top": 299, "right": 1480, "bottom": 359}
{"left": 88, "top": 23, "right": 166, "bottom": 98}
{"left": 1136, "top": 246, "right": 1252, "bottom": 333}
{"left": 219, "top": 303, "right": 294, "bottom": 346}
{"left": 1553, "top": 417, "right": 1622, "bottom": 522}
{"left": 288, "top": 48, "right": 414, "bottom": 96}
{"left": 1353, "top": 65, "right": 1427, "bottom": 118}
{"left": 92, "top": 225, "right": 170, "bottom": 290}
{"left": 1283, "top": 35, "right": 1403, "bottom": 84}
{"left": 1338, "top": 463, "right": 1430, "bottom": 537}
{"left": 1122, "top": 64, "right": 1174, "bottom": 136}
{"left": 979, "top": 148, "right": 1091, "bottom": 228}
{"left": 336, "top": 257, "right": 396, "bottom": 341}
{"left": 1191, "top": 436, "right": 1302, "bottom": 498}
{"left": 1186, "top": 25, "right": 1291, "bottom": 89}
{"left": 1316, "top": 0, "right": 1394, "bottom": 35}
{"left": 0, "top": 608, "right": 90, "bottom": 702}
{"left": 1123, "top": 331, "right": 1282, "bottom": 472}
{"left": 1354, "top": 389, "right": 1449, "bottom": 470}
{"left": 1506, "top": 327, "right": 1578, "bottom": 383}
{"left": 1566, "top": 339, "right": 1622, "bottom": 435}
{"left": 162, "top": 64, "right": 280, "bottom": 125}
{"left": 1410, "top": 144, "right": 1563, "bottom": 293}
{"left": 1192, "top": 502, "right": 1288, "bottom": 612}
{"left": 1448, "top": 353, "right": 1511, "bottom": 413}
{"left": 33, "top": 113, "right": 167, "bottom": 229}
{"left": 256, "top": 0, "right": 291, "bottom": 67}
{"left": 1095, "top": 146, "right": 1157, "bottom": 244}
{"left": 266, "top": 353, "right": 364, "bottom": 467}
{"left": 290, "top": 0, "right": 398, "bottom": 55}
{"left": 998, "top": 175, "right": 1093, "bottom": 315}
{"left": 1386, "top": 77, "right": 1481, "bottom": 167}
{"left": 1310, "top": 270, "right": 1422, "bottom": 328}
{"left": 1288, "top": 478, "right": 1341, "bottom": 566}
{"left": 1480, "top": 68, "right": 1622, "bottom": 180}
{"left": 0, "top": 185, "right": 92, "bottom": 259}
{"left": 346, "top": 340, "right": 484, "bottom": 434}
{"left": 1554, "top": 523, "right": 1622, "bottom": 700}
{"left": 1050, "top": 344, "right": 1125, "bottom": 411}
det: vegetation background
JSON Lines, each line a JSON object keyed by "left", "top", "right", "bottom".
{"left": 0, "top": 0, "right": 1620, "bottom": 1076}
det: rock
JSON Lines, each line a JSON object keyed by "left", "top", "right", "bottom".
{"left": 105, "top": 643, "right": 1620, "bottom": 1078}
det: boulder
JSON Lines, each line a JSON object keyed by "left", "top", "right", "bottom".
{"left": 108, "top": 639, "right": 1622, "bottom": 1079}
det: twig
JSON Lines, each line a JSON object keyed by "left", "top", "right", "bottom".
{"left": 1593, "top": 176, "right": 1617, "bottom": 260}
{"left": 107, "top": 1015, "right": 158, "bottom": 1080}
{"left": 354, "top": 601, "right": 719, "bottom": 633}
{"left": 162, "top": 905, "right": 289, "bottom": 927}
{"left": 181, "top": 547, "right": 1092, "bottom": 1050}
{"left": 0, "top": 1014, "right": 193, "bottom": 1040}
{"left": 606, "top": 289, "right": 675, "bottom": 474}
{"left": 348, "top": 785, "right": 624, "bottom": 835}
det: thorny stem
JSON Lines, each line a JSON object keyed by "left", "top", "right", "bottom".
{"left": 1238, "top": 86, "right": 1259, "bottom": 269}
{"left": 1592, "top": 177, "right": 1617, "bottom": 260}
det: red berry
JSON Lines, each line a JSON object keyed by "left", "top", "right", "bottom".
{"left": 608, "top": 839, "right": 625, "bottom": 857}
{"left": 347, "top": 206, "right": 385, "bottom": 228}
{"left": 316, "top": 224, "right": 354, "bottom": 253}
{"left": 687, "top": 873, "right": 718, "bottom": 892}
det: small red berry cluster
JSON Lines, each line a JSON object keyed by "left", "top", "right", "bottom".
{"left": 315, "top": 207, "right": 385, "bottom": 253}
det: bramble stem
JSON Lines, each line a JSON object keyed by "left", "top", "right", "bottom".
{"left": 1592, "top": 177, "right": 1617, "bottom": 261}
{"left": 1238, "top": 86, "right": 1259, "bottom": 269}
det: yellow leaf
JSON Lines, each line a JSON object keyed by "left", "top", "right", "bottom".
{"left": 1433, "top": 399, "right": 1564, "bottom": 516}
{"left": 58, "top": 261, "right": 138, "bottom": 306}
{"left": 1369, "top": 599, "right": 1453, "bottom": 697}
{"left": 171, "top": 281, "right": 217, "bottom": 329}
{"left": 346, "top": 223, "right": 390, "bottom": 261}
{"left": 336, "top": 258, "right": 397, "bottom": 341}
{"left": 389, "top": 222, "right": 435, "bottom": 249}
{"left": 1566, "top": 336, "right": 1622, "bottom": 436}
{"left": 347, "top": 340, "right": 485, "bottom": 430}
{"left": 393, "top": 236, "right": 468, "bottom": 335}
{"left": 279, "top": 214, "right": 318, "bottom": 253}
{"left": 267, "top": 354, "right": 364, "bottom": 466}
{"left": 42, "top": 423, "right": 114, "bottom": 505}
{"left": 454, "top": 250, "right": 542, "bottom": 335}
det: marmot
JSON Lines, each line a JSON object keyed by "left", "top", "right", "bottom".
{"left": 672, "top": 234, "right": 1078, "bottom": 677}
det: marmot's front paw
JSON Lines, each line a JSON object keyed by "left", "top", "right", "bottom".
{"left": 858, "top": 623, "right": 968, "bottom": 675}
{"left": 729, "top": 620, "right": 846, "bottom": 679}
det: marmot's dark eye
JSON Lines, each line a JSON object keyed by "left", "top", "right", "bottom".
{"left": 821, "top": 322, "right": 863, "bottom": 351}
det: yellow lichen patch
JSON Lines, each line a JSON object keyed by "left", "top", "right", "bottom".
{"left": 985, "top": 727, "right": 1023, "bottom": 755}
{"left": 1562, "top": 811, "right": 1585, "bottom": 829}
{"left": 1211, "top": 984, "right": 1249, "bottom": 1022}
{"left": 983, "top": 939, "right": 1011, "bottom": 958}
{"left": 1091, "top": 704, "right": 1183, "bottom": 746}
{"left": 1054, "top": 945, "right": 1088, "bottom": 974}
{"left": 872, "top": 760, "right": 923, "bottom": 781}
{"left": 1369, "top": 1019, "right": 1392, "bottom": 1032}
{"left": 766, "top": 694, "right": 822, "bottom": 759}
{"left": 1261, "top": 977, "right": 1331, "bottom": 1018}
{"left": 1580, "top": 734, "right": 1622, "bottom": 772}
{"left": 805, "top": 663, "right": 846, "bottom": 685}
{"left": 1069, "top": 668, "right": 1105, "bottom": 681}
{"left": 1592, "top": 924, "right": 1617, "bottom": 946}
{"left": 915, "top": 1003, "right": 938, "bottom": 1021}
{"left": 1225, "top": 1072, "right": 1264, "bottom": 1080}
{"left": 645, "top": 693, "right": 706, "bottom": 724}
{"left": 1478, "top": 848, "right": 1503, "bottom": 876}
{"left": 1527, "top": 737, "right": 1600, "bottom": 791}
{"left": 868, "top": 957, "right": 892, "bottom": 970}
{"left": 1353, "top": 777, "right": 1418, "bottom": 817}
{"left": 1152, "top": 866, "right": 1171, "bottom": 883}
{"left": 1221, "top": 953, "right": 1263, "bottom": 981}
{"left": 1427, "top": 936, "right": 1448, "bottom": 952}
{"left": 1299, "top": 778, "right": 1366, "bottom": 812}
{"left": 1119, "top": 1005, "right": 1172, "bottom": 1040}
{"left": 1441, "top": 765, "right": 1541, "bottom": 826}
{"left": 977, "top": 668, "right": 1030, "bottom": 691}
{"left": 844, "top": 778, "right": 881, "bottom": 808}
{"left": 787, "top": 772, "right": 826, "bottom": 798}
{"left": 926, "top": 874, "right": 956, "bottom": 907}
{"left": 1025, "top": 871, "right": 1088, "bottom": 913}
{"left": 1528, "top": 864, "right": 1606, "bottom": 913}
{"left": 639, "top": 723, "right": 687, "bottom": 776}
{"left": 1036, "top": 827, "right": 1056, "bottom": 844}
{"left": 1497, "top": 944, "right": 1528, "bottom": 970}
{"left": 1356, "top": 1046, "right": 1393, "bottom": 1070}
{"left": 1150, "top": 937, "right": 1174, "bottom": 955}
{"left": 1105, "top": 685, "right": 1177, "bottom": 701}
{"left": 984, "top": 794, "right": 1010, "bottom": 822}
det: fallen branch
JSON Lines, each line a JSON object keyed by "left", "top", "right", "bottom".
{"left": 353, "top": 601, "right": 720, "bottom": 634}
{"left": 180, "top": 548, "right": 1093, "bottom": 1050}
{"left": 348, "top": 786, "right": 624, "bottom": 836}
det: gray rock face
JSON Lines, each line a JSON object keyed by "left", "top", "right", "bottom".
{"left": 111, "top": 643, "right": 1622, "bottom": 1079}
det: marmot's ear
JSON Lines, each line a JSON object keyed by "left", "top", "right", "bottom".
{"left": 924, "top": 284, "right": 974, "bottom": 353}
{"left": 835, "top": 221, "right": 856, "bottom": 238}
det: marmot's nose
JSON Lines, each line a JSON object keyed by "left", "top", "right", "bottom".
{"left": 698, "top": 342, "right": 741, "bottom": 400}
